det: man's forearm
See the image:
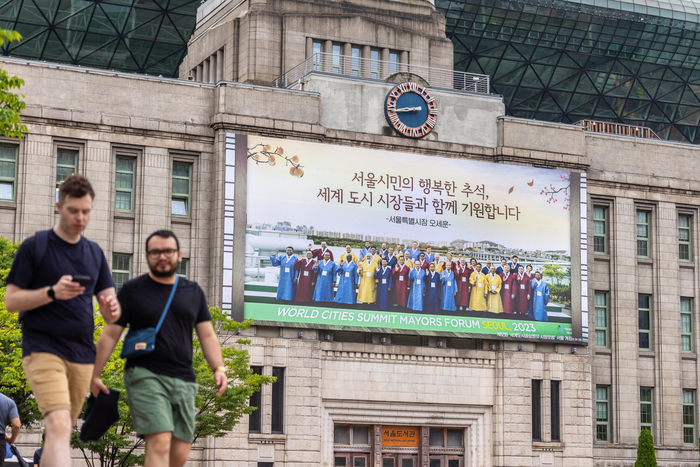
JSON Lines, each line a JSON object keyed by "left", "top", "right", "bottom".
{"left": 92, "top": 326, "right": 123, "bottom": 378}
{"left": 7, "top": 422, "right": 19, "bottom": 444}
{"left": 5, "top": 285, "right": 51, "bottom": 313}
{"left": 201, "top": 334, "right": 225, "bottom": 370}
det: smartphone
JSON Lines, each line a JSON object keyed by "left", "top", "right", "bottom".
{"left": 72, "top": 275, "right": 91, "bottom": 287}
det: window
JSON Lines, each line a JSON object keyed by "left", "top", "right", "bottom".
{"left": 115, "top": 156, "right": 135, "bottom": 211}
{"left": 258, "top": 463, "right": 274, "bottom": 467}
{"left": 532, "top": 380, "right": 541, "bottom": 441}
{"left": 640, "top": 387, "right": 653, "bottom": 433}
{"left": 389, "top": 51, "right": 399, "bottom": 74}
{"left": 596, "top": 385, "right": 610, "bottom": 442}
{"left": 271, "top": 367, "right": 284, "bottom": 433}
{"left": 593, "top": 206, "right": 608, "bottom": 254}
{"left": 248, "top": 366, "right": 262, "bottom": 433}
{"left": 112, "top": 254, "right": 131, "bottom": 291}
{"left": 682, "top": 298, "right": 693, "bottom": 352}
{"left": 370, "top": 49, "right": 380, "bottom": 79}
{"left": 551, "top": 380, "right": 560, "bottom": 442}
{"left": 171, "top": 162, "right": 192, "bottom": 216}
{"left": 56, "top": 149, "right": 78, "bottom": 201}
{"left": 429, "top": 428, "right": 463, "bottom": 447}
{"left": 0, "top": 145, "right": 17, "bottom": 201}
{"left": 312, "top": 40, "right": 323, "bottom": 70}
{"left": 637, "top": 210, "right": 650, "bottom": 257}
{"left": 332, "top": 43, "right": 342, "bottom": 74}
{"left": 177, "top": 259, "right": 189, "bottom": 279}
{"left": 351, "top": 47, "right": 361, "bottom": 77}
{"left": 595, "top": 291, "right": 609, "bottom": 347}
{"left": 679, "top": 214, "right": 692, "bottom": 261}
{"left": 429, "top": 428, "right": 443, "bottom": 446}
{"left": 333, "top": 425, "right": 369, "bottom": 445}
{"left": 638, "top": 295, "right": 651, "bottom": 350}
{"left": 684, "top": 389, "right": 696, "bottom": 445}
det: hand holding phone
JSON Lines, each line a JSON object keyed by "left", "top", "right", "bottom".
{"left": 72, "top": 275, "right": 91, "bottom": 287}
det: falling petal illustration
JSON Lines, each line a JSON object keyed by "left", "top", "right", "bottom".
{"left": 508, "top": 186, "right": 514, "bottom": 194}
{"left": 527, "top": 180, "right": 534, "bottom": 186}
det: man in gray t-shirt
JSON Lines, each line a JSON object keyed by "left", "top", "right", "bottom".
{"left": 0, "top": 392, "right": 20, "bottom": 467}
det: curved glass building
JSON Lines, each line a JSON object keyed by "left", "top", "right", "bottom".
{"left": 438, "top": 0, "right": 700, "bottom": 143}
{"left": 0, "top": 0, "right": 199, "bottom": 77}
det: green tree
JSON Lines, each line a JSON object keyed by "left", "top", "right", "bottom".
{"left": 0, "top": 29, "right": 26, "bottom": 140}
{"left": 542, "top": 264, "right": 566, "bottom": 285}
{"left": 635, "top": 429, "right": 657, "bottom": 467}
{"left": 0, "top": 237, "right": 41, "bottom": 426}
{"left": 71, "top": 308, "right": 274, "bottom": 466}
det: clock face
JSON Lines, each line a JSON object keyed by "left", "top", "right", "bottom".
{"left": 384, "top": 82, "right": 438, "bottom": 139}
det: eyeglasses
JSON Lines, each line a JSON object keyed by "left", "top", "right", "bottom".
{"left": 147, "top": 248, "right": 178, "bottom": 259}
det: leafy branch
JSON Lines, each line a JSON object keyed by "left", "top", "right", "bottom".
{"left": 248, "top": 144, "right": 305, "bottom": 178}
{"left": 540, "top": 172, "right": 570, "bottom": 210}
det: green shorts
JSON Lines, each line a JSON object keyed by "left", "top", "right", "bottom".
{"left": 124, "top": 366, "right": 198, "bottom": 442}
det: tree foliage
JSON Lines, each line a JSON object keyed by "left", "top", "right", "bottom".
{"left": 0, "top": 29, "right": 27, "bottom": 140}
{"left": 0, "top": 237, "right": 40, "bottom": 426}
{"left": 635, "top": 429, "right": 657, "bottom": 467}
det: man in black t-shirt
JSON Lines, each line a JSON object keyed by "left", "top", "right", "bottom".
{"left": 5, "top": 175, "right": 120, "bottom": 467}
{"left": 91, "top": 230, "right": 227, "bottom": 467}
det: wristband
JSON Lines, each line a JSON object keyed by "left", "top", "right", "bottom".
{"left": 214, "top": 366, "right": 226, "bottom": 373}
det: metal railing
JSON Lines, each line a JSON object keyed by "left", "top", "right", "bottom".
{"left": 575, "top": 119, "right": 660, "bottom": 140}
{"left": 273, "top": 53, "right": 490, "bottom": 94}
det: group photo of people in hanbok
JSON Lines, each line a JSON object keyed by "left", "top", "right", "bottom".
{"left": 267, "top": 240, "right": 561, "bottom": 322}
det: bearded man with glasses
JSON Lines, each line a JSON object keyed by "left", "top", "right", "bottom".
{"left": 90, "top": 230, "right": 227, "bottom": 467}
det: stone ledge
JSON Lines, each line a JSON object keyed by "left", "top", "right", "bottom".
{"left": 322, "top": 350, "right": 495, "bottom": 366}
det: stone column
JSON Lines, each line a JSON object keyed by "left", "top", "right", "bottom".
{"left": 217, "top": 48, "right": 224, "bottom": 81}
{"left": 209, "top": 53, "right": 217, "bottom": 83}
{"left": 203, "top": 58, "right": 210, "bottom": 83}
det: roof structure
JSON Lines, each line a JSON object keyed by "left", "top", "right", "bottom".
{"left": 0, "top": 0, "right": 199, "bottom": 77}
{"left": 437, "top": 0, "right": 700, "bottom": 143}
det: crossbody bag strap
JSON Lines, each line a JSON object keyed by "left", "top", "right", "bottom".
{"left": 154, "top": 275, "right": 179, "bottom": 334}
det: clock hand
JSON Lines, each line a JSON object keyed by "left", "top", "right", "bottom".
{"left": 395, "top": 106, "right": 422, "bottom": 112}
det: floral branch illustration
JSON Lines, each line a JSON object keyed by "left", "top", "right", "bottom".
{"left": 247, "top": 144, "right": 304, "bottom": 178}
{"left": 540, "top": 172, "right": 570, "bottom": 210}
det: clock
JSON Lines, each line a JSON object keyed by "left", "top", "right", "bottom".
{"left": 384, "top": 82, "right": 438, "bottom": 138}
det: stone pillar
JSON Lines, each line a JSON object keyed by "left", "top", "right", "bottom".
{"left": 362, "top": 45, "right": 371, "bottom": 78}
{"left": 216, "top": 48, "right": 224, "bottom": 81}
{"left": 209, "top": 53, "right": 217, "bottom": 83}
{"left": 323, "top": 40, "right": 332, "bottom": 72}
{"left": 203, "top": 58, "right": 210, "bottom": 83}
{"left": 400, "top": 51, "right": 409, "bottom": 72}
{"left": 342, "top": 42, "right": 352, "bottom": 75}
{"left": 372, "top": 425, "right": 382, "bottom": 467}
{"left": 196, "top": 63, "right": 203, "bottom": 82}
{"left": 381, "top": 47, "right": 390, "bottom": 79}
{"left": 306, "top": 37, "right": 313, "bottom": 59}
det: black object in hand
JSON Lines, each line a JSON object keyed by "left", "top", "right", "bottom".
{"left": 72, "top": 275, "right": 91, "bottom": 286}
{"left": 80, "top": 389, "right": 120, "bottom": 442}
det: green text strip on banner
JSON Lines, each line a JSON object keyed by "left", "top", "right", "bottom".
{"left": 244, "top": 303, "right": 580, "bottom": 342}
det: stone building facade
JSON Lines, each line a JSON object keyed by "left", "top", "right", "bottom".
{"left": 1, "top": 0, "right": 700, "bottom": 466}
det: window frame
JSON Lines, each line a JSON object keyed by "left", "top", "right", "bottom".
{"left": 636, "top": 209, "right": 651, "bottom": 258}
{"left": 683, "top": 389, "right": 696, "bottom": 446}
{"left": 312, "top": 40, "right": 323, "bottom": 71}
{"left": 0, "top": 144, "right": 18, "bottom": 201}
{"left": 112, "top": 253, "right": 132, "bottom": 291}
{"left": 681, "top": 297, "right": 693, "bottom": 353}
{"left": 56, "top": 146, "right": 79, "bottom": 202}
{"left": 389, "top": 51, "right": 399, "bottom": 74}
{"left": 638, "top": 294, "right": 652, "bottom": 350}
{"left": 331, "top": 43, "right": 343, "bottom": 74}
{"left": 271, "top": 367, "right": 285, "bottom": 434}
{"left": 369, "top": 48, "right": 381, "bottom": 79}
{"left": 596, "top": 385, "right": 610, "bottom": 442}
{"left": 593, "top": 205, "right": 608, "bottom": 255}
{"left": 114, "top": 155, "right": 136, "bottom": 212}
{"left": 640, "top": 387, "right": 653, "bottom": 434}
{"left": 594, "top": 291, "right": 609, "bottom": 348}
{"left": 550, "top": 380, "right": 560, "bottom": 442}
{"left": 177, "top": 259, "right": 189, "bottom": 279}
{"left": 248, "top": 366, "right": 262, "bottom": 433}
{"left": 351, "top": 46, "right": 361, "bottom": 77}
{"left": 679, "top": 213, "right": 692, "bottom": 261}
{"left": 532, "top": 379, "right": 542, "bottom": 442}
{"left": 171, "top": 159, "right": 193, "bottom": 217}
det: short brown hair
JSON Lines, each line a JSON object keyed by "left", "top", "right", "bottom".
{"left": 58, "top": 174, "right": 95, "bottom": 204}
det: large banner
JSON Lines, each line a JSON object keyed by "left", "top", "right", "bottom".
{"left": 243, "top": 135, "right": 580, "bottom": 342}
